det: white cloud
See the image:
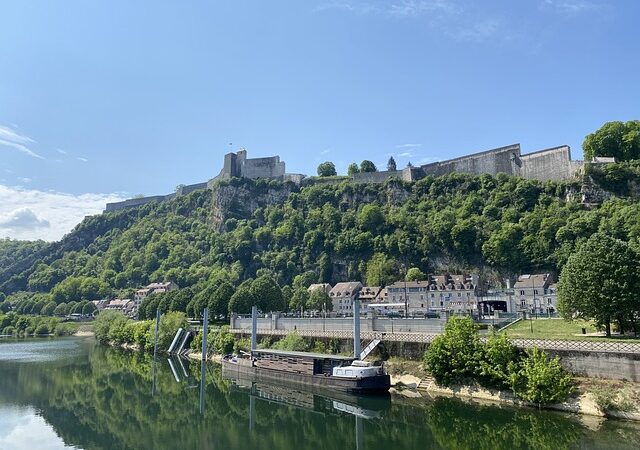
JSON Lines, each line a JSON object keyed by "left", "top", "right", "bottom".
{"left": 0, "top": 125, "right": 43, "bottom": 159}
{"left": 417, "top": 156, "right": 441, "bottom": 164}
{"left": 0, "top": 208, "right": 50, "bottom": 230}
{"left": 0, "top": 406, "right": 73, "bottom": 450}
{"left": 398, "top": 151, "right": 414, "bottom": 157}
{"left": 0, "top": 185, "right": 126, "bottom": 241}
{"left": 541, "top": 0, "right": 601, "bottom": 14}
{"left": 19, "top": 177, "right": 32, "bottom": 184}
{"left": 313, "top": 1, "right": 382, "bottom": 14}
{"left": 390, "top": 0, "right": 459, "bottom": 18}
{"left": 56, "top": 149, "right": 67, "bottom": 155}
{"left": 76, "top": 157, "right": 89, "bottom": 162}
{"left": 396, "top": 143, "right": 422, "bottom": 148}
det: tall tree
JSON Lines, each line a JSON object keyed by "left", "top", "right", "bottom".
{"left": 347, "top": 162, "right": 360, "bottom": 176}
{"left": 360, "top": 160, "right": 377, "bottom": 173}
{"left": 228, "top": 285, "right": 255, "bottom": 314}
{"left": 307, "top": 288, "right": 332, "bottom": 312}
{"left": 406, "top": 267, "right": 426, "bottom": 281}
{"left": 250, "top": 275, "right": 285, "bottom": 312}
{"left": 209, "top": 282, "right": 234, "bottom": 317}
{"left": 583, "top": 120, "right": 640, "bottom": 161}
{"left": 317, "top": 161, "right": 337, "bottom": 177}
{"left": 387, "top": 156, "right": 397, "bottom": 171}
{"left": 558, "top": 233, "right": 640, "bottom": 336}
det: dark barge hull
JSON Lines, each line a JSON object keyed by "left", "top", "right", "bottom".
{"left": 221, "top": 360, "right": 391, "bottom": 394}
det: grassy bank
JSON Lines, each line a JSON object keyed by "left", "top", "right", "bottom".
{"left": 503, "top": 318, "right": 640, "bottom": 342}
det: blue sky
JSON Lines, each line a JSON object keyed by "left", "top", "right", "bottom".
{"left": 0, "top": 0, "right": 638, "bottom": 240}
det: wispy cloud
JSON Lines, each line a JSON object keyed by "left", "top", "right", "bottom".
{"left": 56, "top": 149, "right": 67, "bottom": 155}
{"left": 417, "top": 156, "right": 441, "bottom": 164}
{"left": 0, "top": 184, "right": 126, "bottom": 241}
{"left": 541, "top": 0, "right": 602, "bottom": 14}
{"left": 396, "top": 143, "right": 422, "bottom": 149}
{"left": 314, "top": 1, "right": 507, "bottom": 42}
{"left": 390, "top": 0, "right": 459, "bottom": 18}
{"left": 0, "top": 125, "right": 44, "bottom": 159}
{"left": 76, "top": 157, "right": 89, "bottom": 163}
{"left": 313, "top": 1, "right": 381, "bottom": 15}
{"left": 398, "top": 151, "right": 414, "bottom": 157}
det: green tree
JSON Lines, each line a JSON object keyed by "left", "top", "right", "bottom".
{"left": 360, "top": 160, "right": 377, "bottom": 173}
{"left": 289, "top": 287, "right": 310, "bottom": 311}
{"left": 423, "top": 316, "right": 484, "bottom": 386}
{"left": 251, "top": 275, "right": 285, "bottom": 312}
{"left": 365, "top": 252, "right": 396, "bottom": 286}
{"left": 357, "top": 204, "right": 385, "bottom": 232}
{"left": 228, "top": 285, "right": 255, "bottom": 314}
{"left": 583, "top": 120, "right": 640, "bottom": 161}
{"left": 558, "top": 233, "right": 640, "bottom": 336}
{"left": 210, "top": 282, "right": 234, "bottom": 317}
{"left": 508, "top": 347, "right": 574, "bottom": 406}
{"left": 82, "top": 301, "right": 97, "bottom": 316}
{"left": 307, "top": 288, "right": 332, "bottom": 312}
{"left": 317, "top": 161, "right": 337, "bottom": 177}
{"left": 53, "top": 303, "right": 69, "bottom": 316}
{"left": 41, "top": 301, "right": 57, "bottom": 316}
{"left": 347, "top": 162, "right": 360, "bottom": 176}
{"left": 387, "top": 156, "right": 397, "bottom": 171}
{"left": 405, "top": 267, "right": 426, "bottom": 281}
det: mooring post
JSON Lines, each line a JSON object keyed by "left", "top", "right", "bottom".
{"left": 353, "top": 298, "right": 361, "bottom": 359}
{"left": 251, "top": 305, "right": 257, "bottom": 352}
{"left": 199, "top": 359, "right": 206, "bottom": 415}
{"left": 201, "top": 307, "right": 209, "bottom": 361}
{"left": 153, "top": 308, "right": 161, "bottom": 358}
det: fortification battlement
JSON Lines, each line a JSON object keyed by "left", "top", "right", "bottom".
{"left": 104, "top": 144, "right": 596, "bottom": 213}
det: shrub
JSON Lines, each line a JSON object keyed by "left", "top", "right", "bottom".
{"left": 478, "top": 332, "right": 519, "bottom": 389}
{"left": 508, "top": 347, "right": 574, "bottom": 406}
{"left": 273, "top": 332, "right": 308, "bottom": 352}
{"left": 94, "top": 311, "right": 128, "bottom": 344}
{"left": 423, "top": 316, "right": 484, "bottom": 386}
{"left": 234, "top": 337, "right": 251, "bottom": 353}
{"left": 213, "top": 326, "right": 235, "bottom": 355}
{"left": 593, "top": 386, "right": 635, "bottom": 413}
{"left": 53, "top": 323, "right": 76, "bottom": 336}
{"left": 2, "top": 326, "right": 15, "bottom": 335}
{"left": 158, "top": 312, "right": 188, "bottom": 350}
{"left": 34, "top": 324, "right": 49, "bottom": 335}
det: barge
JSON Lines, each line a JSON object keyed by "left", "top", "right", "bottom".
{"left": 222, "top": 349, "right": 390, "bottom": 394}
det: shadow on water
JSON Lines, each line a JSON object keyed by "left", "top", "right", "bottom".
{"left": 0, "top": 338, "right": 640, "bottom": 450}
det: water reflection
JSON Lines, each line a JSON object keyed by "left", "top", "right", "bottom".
{"left": 0, "top": 338, "right": 639, "bottom": 450}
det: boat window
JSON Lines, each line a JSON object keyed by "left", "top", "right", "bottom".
{"left": 346, "top": 370, "right": 353, "bottom": 376}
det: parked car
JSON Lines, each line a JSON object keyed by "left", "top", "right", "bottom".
{"left": 424, "top": 312, "right": 440, "bottom": 319}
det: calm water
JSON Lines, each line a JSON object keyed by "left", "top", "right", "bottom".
{"left": 0, "top": 338, "right": 639, "bottom": 450}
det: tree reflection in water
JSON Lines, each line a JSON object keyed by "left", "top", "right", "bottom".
{"left": 0, "top": 339, "right": 639, "bottom": 450}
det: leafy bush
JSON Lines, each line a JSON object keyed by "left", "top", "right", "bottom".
{"left": 272, "top": 332, "right": 308, "bottom": 352}
{"left": 508, "top": 347, "right": 574, "bottom": 406}
{"left": 423, "top": 316, "right": 483, "bottom": 386}
{"left": 94, "top": 311, "right": 127, "bottom": 344}
{"left": 213, "top": 326, "right": 235, "bottom": 355}
{"left": 2, "top": 326, "right": 15, "bottom": 335}
{"left": 34, "top": 323, "right": 49, "bottom": 335}
{"left": 478, "top": 332, "right": 519, "bottom": 389}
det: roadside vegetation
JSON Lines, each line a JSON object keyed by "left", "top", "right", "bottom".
{"left": 425, "top": 316, "right": 575, "bottom": 406}
{"left": 0, "top": 311, "right": 79, "bottom": 336}
{"left": 93, "top": 310, "right": 187, "bottom": 352}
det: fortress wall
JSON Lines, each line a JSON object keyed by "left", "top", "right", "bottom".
{"left": 420, "top": 144, "right": 520, "bottom": 177}
{"left": 105, "top": 194, "right": 172, "bottom": 212}
{"left": 241, "top": 156, "right": 286, "bottom": 179}
{"left": 520, "top": 146, "right": 580, "bottom": 181}
{"left": 351, "top": 170, "right": 403, "bottom": 183}
{"left": 176, "top": 182, "right": 208, "bottom": 195}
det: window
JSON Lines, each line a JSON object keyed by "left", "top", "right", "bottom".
{"left": 431, "top": 294, "right": 435, "bottom": 298}
{"left": 520, "top": 290, "right": 525, "bottom": 295}
{"left": 521, "top": 300, "right": 526, "bottom": 307}
{"left": 467, "top": 292, "right": 470, "bottom": 296}
{"left": 421, "top": 303, "right": 424, "bottom": 308}
{"left": 431, "top": 300, "right": 435, "bottom": 307}
{"left": 534, "top": 290, "right": 539, "bottom": 295}
{"left": 420, "top": 295, "right": 424, "bottom": 300}
{"left": 547, "top": 298, "right": 552, "bottom": 305}
{"left": 457, "top": 293, "right": 461, "bottom": 297}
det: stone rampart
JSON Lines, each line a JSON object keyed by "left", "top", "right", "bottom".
{"left": 420, "top": 144, "right": 520, "bottom": 178}
{"left": 519, "top": 145, "right": 582, "bottom": 181}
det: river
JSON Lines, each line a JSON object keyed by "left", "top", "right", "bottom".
{"left": 0, "top": 337, "right": 638, "bottom": 450}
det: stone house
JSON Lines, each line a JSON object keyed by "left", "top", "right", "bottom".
{"left": 104, "top": 299, "right": 135, "bottom": 317}
{"left": 329, "top": 282, "right": 363, "bottom": 313}
{"left": 513, "top": 273, "right": 557, "bottom": 315}
{"left": 358, "top": 286, "right": 383, "bottom": 309}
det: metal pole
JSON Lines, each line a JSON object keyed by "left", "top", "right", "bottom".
{"left": 199, "top": 359, "right": 206, "bottom": 415}
{"left": 153, "top": 308, "right": 161, "bottom": 358}
{"left": 201, "top": 307, "right": 209, "bottom": 361}
{"left": 251, "top": 305, "right": 257, "bottom": 352}
{"left": 353, "top": 298, "right": 361, "bottom": 359}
